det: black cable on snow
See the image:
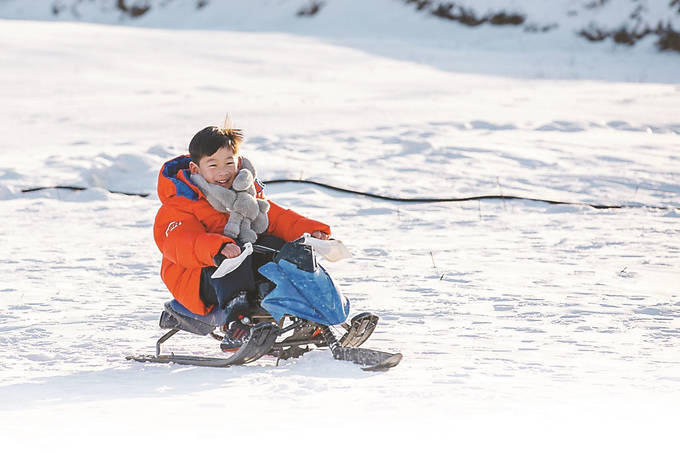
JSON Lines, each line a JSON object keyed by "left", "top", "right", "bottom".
{"left": 262, "top": 179, "right": 672, "bottom": 210}
{"left": 19, "top": 180, "right": 674, "bottom": 211}
{"left": 20, "top": 185, "right": 150, "bottom": 198}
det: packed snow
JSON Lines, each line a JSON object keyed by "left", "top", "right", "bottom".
{"left": 0, "top": 1, "right": 679, "bottom": 451}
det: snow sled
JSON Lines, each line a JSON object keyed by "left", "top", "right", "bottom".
{"left": 126, "top": 235, "right": 402, "bottom": 371}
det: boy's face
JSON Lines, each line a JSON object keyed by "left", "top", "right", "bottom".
{"left": 189, "top": 146, "right": 238, "bottom": 188}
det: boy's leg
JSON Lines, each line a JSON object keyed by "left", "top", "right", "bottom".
{"left": 252, "top": 234, "right": 286, "bottom": 273}
{"left": 199, "top": 235, "right": 286, "bottom": 313}
{"left": 250, "top": 235, "right": 286, "bottom": 302}
{"left": 199, "top": 256, "right": 256, "bottom": 311}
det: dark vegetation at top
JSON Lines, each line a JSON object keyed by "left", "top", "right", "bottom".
{"left": 48, "top": 0, "right": 680, "bottom": 53}
{"left": 51, "top": 0, "right": 205, "bottom": 18}
{"left": 115, "top": 0, "right": 149, "bottom": 18}
{"left": 297, "top": 1, "right": 324, "bottom": 17}
{"left": 431, "top": 3, "right": 525, "bottom": 27}
{"left": 576, "top": 0, "right": 680, "bottom": 52}
{"left": 405, "top": 0, "right": 680, "bottom": 52}
{"left": 405, "top": 1, "right": 556, "bottom": 33}
{"left": 580, "top": 22, "right": 680, "bottom": 52}
{"left": 407, "top": 1, "right": 525, "bottom": 26}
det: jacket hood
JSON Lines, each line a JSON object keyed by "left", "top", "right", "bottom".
{"left": 157, "top": 155, "right": 202, "bottom": 204}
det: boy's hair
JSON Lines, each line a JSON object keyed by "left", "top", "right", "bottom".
{"left": 188, "top": 126, "right": 244, "bottom": 163}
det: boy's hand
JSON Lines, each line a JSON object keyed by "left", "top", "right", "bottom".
{"left": 311, "top": 230, "right": 330, "bottom": 240}
{"left": 220, "top": 243, "right": 242, "bottom": 258}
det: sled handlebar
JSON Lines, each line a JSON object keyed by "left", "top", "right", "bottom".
{"left": 212, "top": 238, "right": 347, "bottom": 277}
{"left": 252, "top": 244, "right": 278, "bottom": 255}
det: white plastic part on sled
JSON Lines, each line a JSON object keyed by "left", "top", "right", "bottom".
{"left": 211, "top": 242, "right": 253, "bottom": 278}
{"left": 301, "top": 233, "right": 352, "bottom": 262}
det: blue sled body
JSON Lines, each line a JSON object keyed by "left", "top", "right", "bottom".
{"left": 258, "top": 259, "right": 350, "bottom": 326}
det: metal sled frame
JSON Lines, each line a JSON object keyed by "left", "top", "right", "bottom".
{"left": 127, "top": 239, "right": 401, "bottom": 370}
{"left": 126, "top": 322, "right": 280, "bottom": 368}
{"left": 127, "top": 311, "right": 400, "bottom": 370}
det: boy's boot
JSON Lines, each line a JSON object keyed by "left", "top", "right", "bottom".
{"left": 220, "top": 291, "right": 252, "bottom": 351}
{"left": 220, "top": 318, "right": 251, "bottom": 351}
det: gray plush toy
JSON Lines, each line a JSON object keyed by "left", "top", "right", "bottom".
{"left": 190, "top": 156, "right": 270, "bottom": 244}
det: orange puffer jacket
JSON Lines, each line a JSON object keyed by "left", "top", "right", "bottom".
{"left": 153, "top": 155, "right": 331, "bottom": 315}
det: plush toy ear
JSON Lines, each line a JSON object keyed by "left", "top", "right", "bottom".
{"left": 232, "top": 169, "right": 254, "bottom": 191}
{"left": 240, "top": 157, "right": 257, "bottom": 178}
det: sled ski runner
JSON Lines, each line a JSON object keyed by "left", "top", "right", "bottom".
{"left": 126, "top": 313, "right": 400, "bottom": 370}
{"left": 126, "top": 322, "right": 279, "bottom": 368}
{"left": 126, "top": 237, "right": 401, "bottom": 371}
{"left": 320, "top": 325, "right": 402, "bottom": 371}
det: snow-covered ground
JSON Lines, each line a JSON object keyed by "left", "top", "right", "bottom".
{"left": 1, "top": 3, "right": 679, "bottom": 451}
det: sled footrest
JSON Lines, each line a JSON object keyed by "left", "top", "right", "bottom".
{"left": 339, "top": 312, "right": 379, "bottom": 348}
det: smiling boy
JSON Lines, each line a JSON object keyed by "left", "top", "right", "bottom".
{"left": 153, "top": 125, "right": 331, "bottom": 319}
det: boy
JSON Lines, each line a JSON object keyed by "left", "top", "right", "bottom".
{"left": 153, "top": 125, "right": 331, "bottom": 328}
